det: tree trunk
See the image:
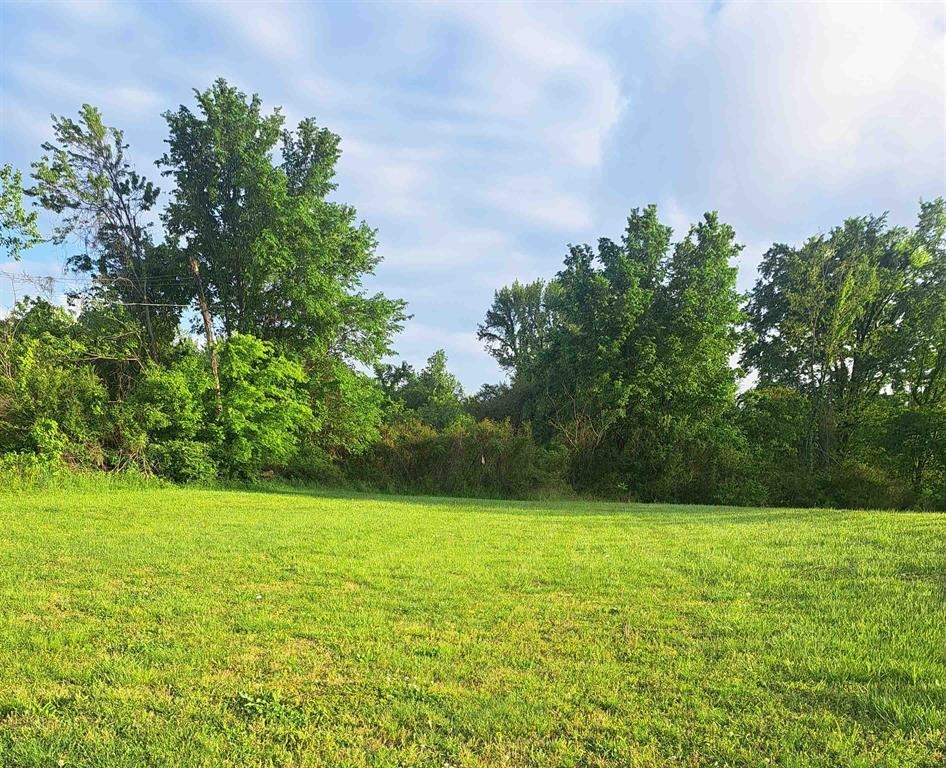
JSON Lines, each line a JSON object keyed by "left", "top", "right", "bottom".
{"left": 141, "top": 273, "right": 158, "bottom": 361}
{"left": 189, "top": 256, "right": 222, "bottom": 413}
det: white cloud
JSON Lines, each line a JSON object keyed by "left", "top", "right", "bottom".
{"left": 613, "top": 1, "right": 946, "bottom": 296}
{"left": 43, "top": 0, "right": 141, "bottom": 27}
{"left": 199, "top": 1, "right": 312, "bottom": 63}
{"left": 5, "top": 63, "right": 164, "bottom": 119}
{"left": 388, "top": 320, "right": 495, "bottom": 387}
{"left": 380, "top": 227, "right": 510, "bottom": 271}
{"left": 339, "top": 138, "right": 441, "bottom": 221}
{"left": 485, "top": 177, "right": 594, "bottom": 232}
{"left": 446, "top": 2, "right": 624, "bottom": 169}
{"left": 641, "top": 1, "right": 946, "bottom": 211}
{"left": 716, "top": 1, "right": 944, "bottom": 187}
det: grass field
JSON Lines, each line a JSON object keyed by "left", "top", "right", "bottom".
{"left": 0, "top": 488, "right": 944, "bottom": 767}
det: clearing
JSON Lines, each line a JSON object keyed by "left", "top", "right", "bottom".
{"left": 0, "top": 488, "right": 943, "bottom": 766}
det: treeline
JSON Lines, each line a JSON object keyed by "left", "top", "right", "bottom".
{"left": 465, "top": 203, "right": 946, "bottom": 508}
{"left": 1, "top": 81, "right": 943, "bottom": 508}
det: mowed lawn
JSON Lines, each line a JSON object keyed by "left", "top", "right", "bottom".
{"left": 0, "top": 489, "right": 944, "bottom": 767}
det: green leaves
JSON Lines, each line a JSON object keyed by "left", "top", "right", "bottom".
{"left": 216, "top": 334, "right": 314, "bottom": 479}
{"left": 493, "top": 205, "right": 744, "bottom": 499}
{"left": 377, "top": 350, "right": 466, "bottom": 430}
{"left": 0, "top": 164, "right": 42, "bottom": 260}
{"left": 477, "top": 279, "right": 554, "bottom": 375}
{"left": 160, "top": 79, "right": 406, "bottom": 365}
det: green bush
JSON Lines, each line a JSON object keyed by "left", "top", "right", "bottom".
{"left": 0, "top": 301, "right": 109, "bottom": 466}
{"left": 146, "top": 439, "right": 217, "bottom": 483}
{"left": 216, "top": 335, "right": 314, "bottom": 479}
{"left": 347, "top": 417, "right": 567, "bottom": 498}
{"left": 824, "top": 460, "right": 898, "bottom": 510}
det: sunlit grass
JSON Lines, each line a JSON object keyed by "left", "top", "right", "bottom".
{"left": 1, "top": 487, "right": 943, "bottom": 766}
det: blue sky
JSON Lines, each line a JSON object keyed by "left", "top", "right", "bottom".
{"left": 1, "top": 0, "right": 944, "bottom": 390}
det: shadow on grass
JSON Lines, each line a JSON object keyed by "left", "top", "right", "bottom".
{"left": 229, "top": 482, "right": 845, "bottom": 524}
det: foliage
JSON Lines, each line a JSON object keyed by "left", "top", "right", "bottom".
{"left": 477, "top": 278, "right": 555, "bottom": 376}
{"left": 0, "top": 300, "right": 109, "bottom": 466}
{"left": 741, "top": 199, "right": 946, "bottom": 504}
{"left": 376, "top": 349, "right": 466, "bottom": 429}
{"left": 2, "top": 79, "right": 944, "bottom": 508}
{"left": 29, "top": 105, "right": 179, "bottom": 359}
{"left": 347, "top": 417, "right": 566, "bottom": 497}
{"left": 307, "top": 357, "right": 383, "bottom": 458}
{"left": 123, "top": 352, "right": 217, "bottom": 481}
{"left": 0, "top": 163, "right": 42, "bottom": 260}
{"left": 216, "top": 334, "right": 313, "bottom": 479}
{"left": 506, "top": 206, "right": 745, "bottom": 500}
{"left": 159, "top": 79, "right": 406, "bottom": 363}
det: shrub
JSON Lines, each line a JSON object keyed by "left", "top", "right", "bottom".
{"left": 0, "top": 302, "right": 109, "bottom": 466}
{"left": 347, "top": 417, "right": 567, "bottom": 498}
{"left": 216, "top": 335, "right": 314, "bottom": 479}
{"left": 146, "top": 439, "right": 217, "bottom": 483}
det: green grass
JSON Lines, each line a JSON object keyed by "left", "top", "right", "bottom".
{"left": 0, "top": 488, "right": 944, "bottom": 767}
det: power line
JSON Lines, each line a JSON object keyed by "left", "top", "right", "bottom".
{"left": 0, "top": 269, "right": 188, "bottom": 287}
{"left": 0, "top": 270, "right": 192, "bottom": 309}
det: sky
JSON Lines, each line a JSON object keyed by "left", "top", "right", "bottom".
{"left": 1, "top": 0, "right": 944, "bottom": 391}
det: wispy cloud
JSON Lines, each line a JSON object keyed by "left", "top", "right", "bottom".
{"left": 196, "top": 1, "right": 315, "bottom": 63}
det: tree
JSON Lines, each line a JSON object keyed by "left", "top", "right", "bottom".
{"left": 891, "top": 199, "right": 946, "bottom": 410}
{"left": 376, "top": 350, "right": 465, "bottom": 429}
{"left": 160, "top": 79, "right": 406, "bottom": 365}
{"left": 743, "top": 205, "right": 933, "bottom": 470}
{"left": 29, "top": 106, "right": 177, "bottom": 359}
{"left": 216, "top": 334, "right": 313, "bottom": 479}
{"left": 477, "top": 279, "right": 555, "bottom": 377}
{"left": 0, "top": 299, "right": 109, "bottom": 463}
{"left": 533, "top": 206, "right": 671, "bottom": 486}
{"left": 502, "top": 206, "right": 744, "bottom": 499}
{"left": 0, "top": 164, "right": 42, "bottom": 260}
{"left": 655, "top": 212, "right": 743, "bottom": 426}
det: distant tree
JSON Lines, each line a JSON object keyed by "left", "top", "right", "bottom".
{"left": 508, "top": 206, "right": 744, "bottom": 499}
{"left": 533, "top": 206, "right": 669, "bottom": 480}
{"left": 307, "top": 359, "right": 384, "bottom": 459}
{"left": 465, "top": 381, "right": 533, "bottom": 425}
{"left": 477, "top": 279, "right": 555, "bottom": 377}
{"left": 376, "top": 350, "right": 465, "bottom": 429}
{"left": 0, "top": 164, "right": 42, "bottom": 260}
{"left": 743, "top": 204, "right": 935, "bottom": 469}
{"left": 891, "top": 199, "right": 946, "bottom": 410}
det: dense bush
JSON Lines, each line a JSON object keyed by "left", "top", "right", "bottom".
{"left": 214, "top": 335, "right": 314, "bottom": 479}
{"left": 346, "top": 417, "right": 567, "bottom": 498}
{"left": 0, "top": 301, "right": 109, "bottom": 467}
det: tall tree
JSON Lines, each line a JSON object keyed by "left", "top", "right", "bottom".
{"left": 743, "top": 207, "right": 930, "bottom": 468}
{"left": 884, "top": 199, "right": 946, "bottom": 499}
{"left": 642, "top": 212, "right": 744, "bottom": 500}
{"left": 535, "top": 206, "right": 670, "bottom": 472}
{"left": 892, "top": 199, "right": 946, "bottom": 410}
{"left": 159, "top": 79, "right": 406, "bottom": 366}
{"left": 29, "top": 106, "right": 175, "bottom": 359}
